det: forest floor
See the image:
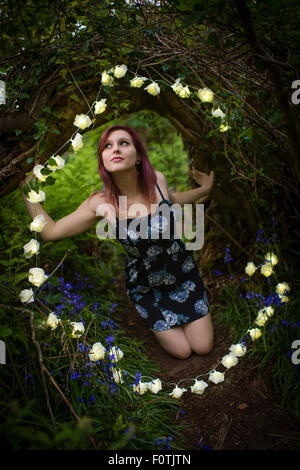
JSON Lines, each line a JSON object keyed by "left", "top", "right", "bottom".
{"left": 115, "top": 275, "right": 300, "bottom": 451}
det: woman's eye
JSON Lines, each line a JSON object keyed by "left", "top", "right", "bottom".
{"left": 121, "top": 141, "right": 128, "bottom": 145}
{"left": 105, "top": 143, "right": 111, "bottom": 148}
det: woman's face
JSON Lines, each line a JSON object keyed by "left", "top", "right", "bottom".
{"left": 101, "top": 130, "right": 139, "bottom": 173}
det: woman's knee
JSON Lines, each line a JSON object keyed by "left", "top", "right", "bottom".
{"left": 172, "top": 345, "right": 192, "bottom": 360}
{"left": 183, "top": 315, "right": 214, "bottom": 355}
{"left": 192, "top": 336, "right": 214, "bottom": 356}
{"left": 153, "top": 329, "right": 192, "bottom": 359}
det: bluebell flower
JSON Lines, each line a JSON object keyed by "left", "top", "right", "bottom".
{"left": 213, "top": 269, "right": 222, "bottom": 276}
{"left": 106, "top": 335, "right": 114, "bottom": 345}
{"left": 224, "top": 247, "right": 233, "bottom": 264}
{"left": 256, "top": 228, "right": 264, "bottom": 242}
{"left": 134, "top": 371, "right": 141, "bottom": 385}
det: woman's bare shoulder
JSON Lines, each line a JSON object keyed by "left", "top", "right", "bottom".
{"left": 154, "top": 170, "right": 166, "bottom": 182}
{"left": 86, "top": 190, "right": 107, "bottom": 212}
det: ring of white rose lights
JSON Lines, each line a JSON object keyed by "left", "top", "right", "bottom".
{"left": 19, "top": 64, "right": 291, "bottom": 399}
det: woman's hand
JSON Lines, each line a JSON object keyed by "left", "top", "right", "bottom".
{"left": 192, "top": 167, "right": 214, "bottom": 192}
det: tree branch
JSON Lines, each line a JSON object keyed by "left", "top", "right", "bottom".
{"left": 233, "top": 0, "right": 300, "bottom": 188}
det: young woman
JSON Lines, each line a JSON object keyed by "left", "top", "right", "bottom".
{"left": 19, "top": 125, "right": 214, "bottom": 360}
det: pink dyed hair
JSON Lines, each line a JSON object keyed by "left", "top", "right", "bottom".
{"left": 97, "top": 125, "right": 157, "bottom": 216}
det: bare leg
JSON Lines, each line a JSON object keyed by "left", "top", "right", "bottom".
{"left": 183, "top": 314, "right": 214, "bottom": 355}
{"left": 153, "top": 314, "right": 213, "bottom": 359}
{"left": 153, "top": 326, "right": 193, "bottom": 359}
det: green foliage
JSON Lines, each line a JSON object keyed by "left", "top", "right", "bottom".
{"left": 1, "top": 0, "right": 299, "bottom": 449}
{"left": 213, "top": 232, "right": 299, "bottom": 418}
{"left": 0, "top": 235, "right": 183, "bottom": 450}
{"left": 0, "top": 128, "right": 191, "bottom": 449}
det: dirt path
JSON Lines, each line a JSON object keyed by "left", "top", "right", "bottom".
{"left": 115, "top": 276, "right": 299, "bottom": 450}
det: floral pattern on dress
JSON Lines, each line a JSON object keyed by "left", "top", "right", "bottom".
{"left": 149, "top": 215, "right": 169, "bottom": 234}
{"left": 153, "top": 289, "right": 162, "bottom": 307}
{"left": 168, "top": 280, "right": 196, "bottom": 303}
{"left": 148, "top": 269, "right": 176, "bottom": 287}
{"left": 125, "top": 245, "right": 140, "bottom": 257}
{"left": 127, "top": 229, "right": 140, "bottom": 243}
{"left": 151, "top": 320, "right": 169, "bottom": 332}
{"left": 126, "top": 257, "right": 138, "bottom": 268}
{"left": 129, "top": 269, "right": 139, "bottom": 283}
{"left": 176, "top": 313, "right": 191, "bottom": 325}
{"left": 181, "top": 256, "right": 195, "bottom": 273}
{"left": 143, "top": 258, "right": 152, "bottom": 270}
{"left": 147, "top": 246, "right": 163, "bottom": 257}
{"left": 152, "top": 308, "right": 177, "bottom": 331}
{"left": 135, "top": 304, "right": 149, "bottom": 319}
{"left": 167, "top": 241, "right": 181, "bottom": 255}
{"left": 162, "top": 309, "right": 177, "bottom": 326}
{"left": 194, "top": 299, "right": 209, "bottom": 315}
{"left": 131, "top": 285, "right": 151, "bottom": 295}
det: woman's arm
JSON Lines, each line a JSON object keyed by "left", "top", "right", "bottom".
{"left": 19, "top": 176, "right": 102, "bottom": 242}
{"left": 157, "top": 168, "right": 214, "bottom": 205}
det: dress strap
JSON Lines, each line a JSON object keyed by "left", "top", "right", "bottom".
{"left": 156, "top": 182, "right": 168, "bottom": 203}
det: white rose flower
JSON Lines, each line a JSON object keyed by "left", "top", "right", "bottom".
{"left": 46, "top": 312, "right": 59, "bottom": 330}
{"left": 70, "top": 321, "right": 85, "bottom": 337}
{"left": 221, "top": 353, "right": 238, "bottom": 369}
{"left": 249, "top": 328, "right": 262, "bottom": 341}
{"left": 101, "top": 71, "right": 114, "bottom": 86}
{"left": 211, "top": 107, "right": 226, "bottom": 118}
{"left": 71, "top": 133, "right": 83, "bottom": 152}
{"left": 47, "top": 155, "right": 65, "bottom": 171}
{"left": 30, "top": 214, "right": 47, "bottom": 232}
{"left": 73, "top": 114, "right": 92, "bottom": 130}
{"left": 89, "top": 342, "right": 106, "bottom": 361}
{"left": 208, "top": 370, "right": 225, "bottom": 384}
{"left": 169, "top": 386, "right": 187, "bottom": 399}
{"left": 94, "top": 99, "right": 107, "bottom": 114}
{"left": 28, "top": 267, "right": 48, "bottom": 287}
{"left": 111, "top": 368, "right": 124, "bottom": 384}
{"left": 279, "top": 294, "right": 289, "bottom": 303}
{"left": 260, "top": 262, "right": 273, "bottom": 277}
{"left": 179, "top": 86, "right": 191, "bottom": 98}
{"left": 26, "top": 189, "right": 46, "bottom": 204}
{"left": 265, "top": 252, "right": 278, "bottom": 266}
{"left": 19, "top": 288, "right": 34, "bottom": 304}
{"left": 197, "top": 88, "right": 214, "bottom": 102}
{"left": 190, "top": 379, "right": 208, "bottom": 395}
{"left": 108, "top": 346, "right": 124, "bottom": 363}
{"left": 219, "top": 123, "right": 230, "bottom": 132}
{"left": 33, "top": 164, "right": 48, "bottom": 182}
{"left": 133, "top": 381, "right": 149, "bottom": 395}
{"left": 130, "top": 76, "right": 147, "bottom": 88}
{"left": 245, "top": 261, "right": 257, "bottom": 276}
{"left": 114, "top": 64, "right": 127, "bottom": 78}
{"left": 144, "top": 82, "right": 160, "bottom": 96}
{"left": 23, "top": 239, "right": 40, "bottom": 258}
{"left": 255, "top": 309, "right": 269, "bottom": 327}
{"left": 147, "top": 378, "right": 162, "bottom": 394}
{"left": 171, "top": 78, "right": 184, "bottom": 95}
{"left": 276, "top": 282, "right": 290, "bottom": 295}
{"left": 263, "top": 306, "right": 274, "bottom": 317}
{"left": 229, "top": 343, "right": 247, "bottom": 357}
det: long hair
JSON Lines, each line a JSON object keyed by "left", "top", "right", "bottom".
{"left": 97, "top": 125, "right": 157, "bottom": 217}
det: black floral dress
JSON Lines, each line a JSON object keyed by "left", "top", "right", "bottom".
{"left": 114, "top": 183, "right": 209, "bottom": 332}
